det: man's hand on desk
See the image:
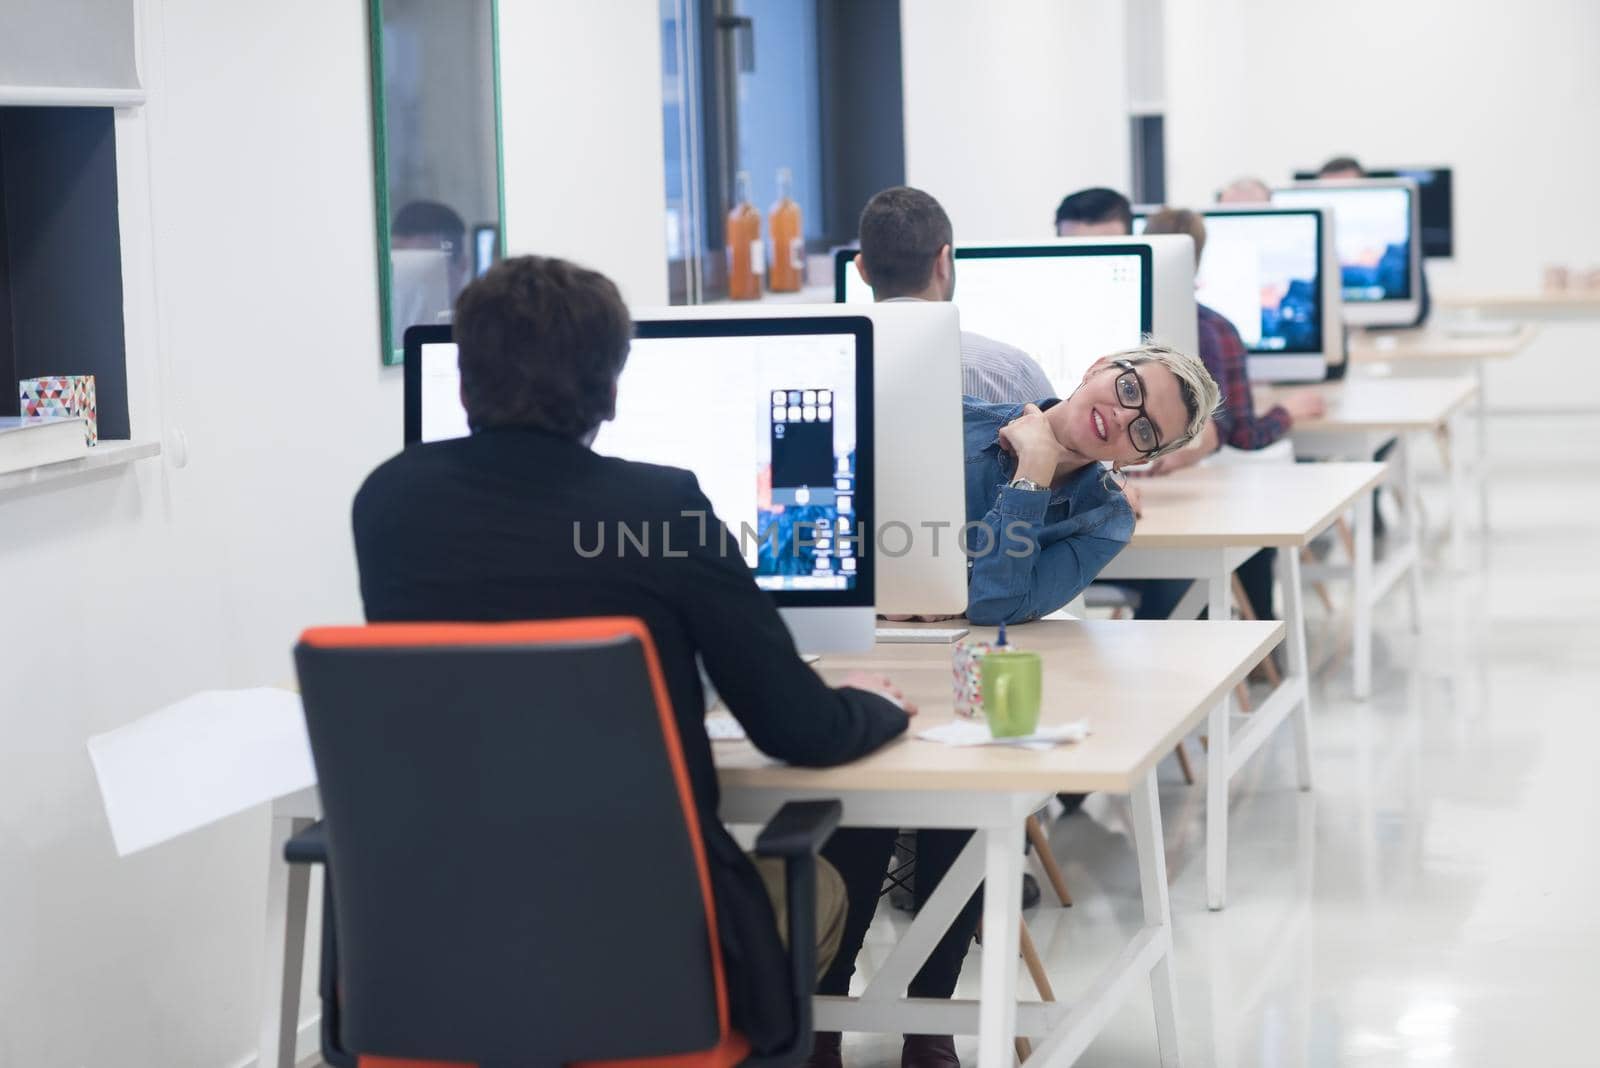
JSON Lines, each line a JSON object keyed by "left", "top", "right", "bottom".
{"left": 879, "top": 613, "right": 965, "bottom": 623}
{"left": 842, "top": 672, "right": 918, "bottom": 716}
{"left": 1281, "top": 389, "right": 1327, "bottom": 423}
{"left": 1131, "top": 421, "right": 1214, "bottom": 478}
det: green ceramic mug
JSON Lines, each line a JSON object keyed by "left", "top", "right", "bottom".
{"left": 980, "top": 650, "right": 1043, "bottom": 738}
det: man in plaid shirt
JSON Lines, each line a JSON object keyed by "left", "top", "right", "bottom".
{"left": 1121, "top": 207, "right": 1325, "bottom": 622}
{"left": 1142, "top": 209, "right": 1325, "bottom": 464}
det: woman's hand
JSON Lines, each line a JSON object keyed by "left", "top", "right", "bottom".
{"left": 998, "top": 404, "right": 1069, "bottom": 485}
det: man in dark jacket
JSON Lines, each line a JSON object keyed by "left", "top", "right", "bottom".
{"left": 352, "top": 254, "right": 911, "bottom": 1053}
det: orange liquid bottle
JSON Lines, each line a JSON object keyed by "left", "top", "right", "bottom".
{"left": 726, "top": 170, "right": 763, "bottom": 300}
{"left": 768, "top": 166, "right": 804, "bottom": 293}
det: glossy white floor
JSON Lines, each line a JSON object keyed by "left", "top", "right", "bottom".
{"left": 841, "top": 413, "right": 1600, "bottom": 1068}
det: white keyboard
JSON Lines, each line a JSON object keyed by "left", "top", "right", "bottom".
{"left": 875, "top": 626, "right": 970, "bottom": 644}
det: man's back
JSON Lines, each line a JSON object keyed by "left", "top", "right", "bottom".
{"left": 354, "top": 427, "right": 905, "bottom": 806}
{"left": 960, "top": 329, "right": 1056, "bottom": 404}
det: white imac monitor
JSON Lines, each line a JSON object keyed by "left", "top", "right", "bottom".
{"left": 836, "top": 236, "right": 1198, "bottom": 396}
{"left": 637, "top": 302, "right": 968, "bottom": 620}
{"left": 402, "top": 319, "right": 878, "bottom": 654}
{"left": 1137, "top": 206, "right": 1347, "bottom": 381}
{"left": 1272, "top": 177, "right": 1422, "bottom": 328}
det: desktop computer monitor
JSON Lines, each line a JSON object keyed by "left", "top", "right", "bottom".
{"left": 1135, "top": 206, "right": 1346, "bottom": 382}
{"left": 638, "top": 302, "right": 968, "bottom": 620}
{"left": 835, "top": 236, "right": 1196, "bottom": 395}
{"left": 1273, "top": 177, "right": 1422, "bottom": 328}
{"left": 1296, "top": 165, "right": 1452, "bottom": 258}
{"left": 403, "top": 318, "right": 877, "bottom": 654}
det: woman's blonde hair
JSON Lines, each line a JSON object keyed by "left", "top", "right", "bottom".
{"left": 1101, "top": 342, "right": 1221, "bottom": 461}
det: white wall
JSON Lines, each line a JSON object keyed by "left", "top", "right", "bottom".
{"left": 0, "top": 1, "right": 384, "bottom": 1063}
{"left": 901, "top": 0, "right": 1130, "bottom": 242}
{"left": 1164, "top": 0, "right": 1600, "bottom": 295}
{"left": 0, "top": 2, "right": 669, "bottom": 1066}
{"left": 1164, "top": 0, "right": 1600, "bottom": 412}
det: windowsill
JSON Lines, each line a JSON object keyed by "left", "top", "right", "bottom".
{"left": 0, "top": 439, "right": 162, "bottom": 501}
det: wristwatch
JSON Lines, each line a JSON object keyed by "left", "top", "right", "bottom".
{"left": 1007, "top": 476, "right": 1044, "bottom": 493}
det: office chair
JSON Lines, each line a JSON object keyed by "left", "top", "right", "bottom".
{"left": 289, "top": 617, "right": 839, "bottom": 1068}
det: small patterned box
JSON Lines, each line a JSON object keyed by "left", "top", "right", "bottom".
{"left": 20, "top": 375, "right": 97, "bottom": 445}
{"left": 951, "top": 639, "right": 994, "bottom": 719}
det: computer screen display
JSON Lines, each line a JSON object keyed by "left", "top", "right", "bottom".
{"left": 1295, "top": 166, "right": 1453, "bottom": 258}
{"left": 836, "top": 245, "right": 1150, "bottom": 393}
{"left": 1273, "top": 184, "right": 1414, "bottom": 303}
{"left": 415, "top": 337, "right": 470, "bottom": 443}
{"left": 1376, "top": 167, "right": 1452, "bottom": 259}
{"left": 402, "top": 319, "right": 873, "bottom": 603}
{"left": 1196, "top": 212, "right": 1323, "bottom": 354}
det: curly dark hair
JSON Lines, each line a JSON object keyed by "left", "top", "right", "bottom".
{"left": 452, "top": 255, "right": 631, "bottom": 439}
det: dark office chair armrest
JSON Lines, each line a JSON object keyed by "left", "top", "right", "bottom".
{"left": 282, "top": 822, "right": 355, "bottom": 1067}
{"left": 284, "top": 821, "right": 329, "bottom": 865}
{"left": 745, "top": 801, "right": 842, "bottom": 1068}
{"left": 754, "top": 800, "right": 842, "bottom": 859}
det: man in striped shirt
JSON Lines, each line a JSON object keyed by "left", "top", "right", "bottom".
{"left": 853, "top": 186, "right": 1055, "bottom": 404}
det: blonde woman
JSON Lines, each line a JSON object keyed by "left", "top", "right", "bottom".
{"left": 814, "top": 345, "right": 1220, "bottom": 1068}
{"left": 962, "top": 345, "right": 1221, "bottom": 625}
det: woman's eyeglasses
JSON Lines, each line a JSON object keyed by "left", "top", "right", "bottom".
{"left": 1112, "top": 359, "right": 1163, "bottom": 456}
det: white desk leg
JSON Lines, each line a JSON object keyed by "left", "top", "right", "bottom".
{"left": 259, "top": 813, "right": 312, "bottom": 1068}
{"left": 976, "top": 825, "right": 1024, "bottom": 1068}
{"left": 1205, "top": 560, "right": 1232, "bottom": 912}
{"left": 1396, "top": 436, "right": 1424, "bottom": 632}
{"left": 1354, "top": 491, "right": 1375, "bottom": 701}
{"left": 1280, "top": 548, "right": 1314, "bottom": 791}
{"left": 1448, "top": 411, "right": 1469, "bottom": 571}
{"left": 1132, "top": 770, "right": 1182, "bottom": 1067}
{"left": 1475, "top": 359, "right": 1490, "bottom": 533}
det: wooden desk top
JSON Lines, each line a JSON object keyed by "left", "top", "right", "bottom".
{"left": 1124, "top": 461, "right": 1385, "bottom": 549}
{"left": 713, "top": 619, "right": 1283, "bottom": 794}
{"left": 1348, "top": 324, "right": 1540, "bottom": 364}
{"left": 1437, "top": 290, "right": 1600, "bottom": 315}
{"left": 1261, "top": 375, "right": 1478, "bottom": 434}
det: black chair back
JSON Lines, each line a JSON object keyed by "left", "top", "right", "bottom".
{"left": 294, "top": 618, "right": 731, "bottom": 1065}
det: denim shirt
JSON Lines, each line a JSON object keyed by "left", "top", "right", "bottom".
{"left": 963, "top": 397, "right": 1135, "bottom": 625}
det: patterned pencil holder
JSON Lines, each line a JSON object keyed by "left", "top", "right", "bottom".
{"left": 952, "top": 639, "right": 994, "bottom": 719}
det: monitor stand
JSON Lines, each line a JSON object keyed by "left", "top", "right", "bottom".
{"left": 780, "top": 606, "right": 876, "bottom": 655}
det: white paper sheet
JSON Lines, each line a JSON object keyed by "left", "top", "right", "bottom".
{"left": 916, "top": 720, "right": 1091, "bottom": 751}
{"left": 87, "top": 688, "right": 315, "bottom": 856}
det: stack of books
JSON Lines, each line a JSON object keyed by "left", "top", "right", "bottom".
{"left": 0, "top": 415, "right": 89, "bottom": 475}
